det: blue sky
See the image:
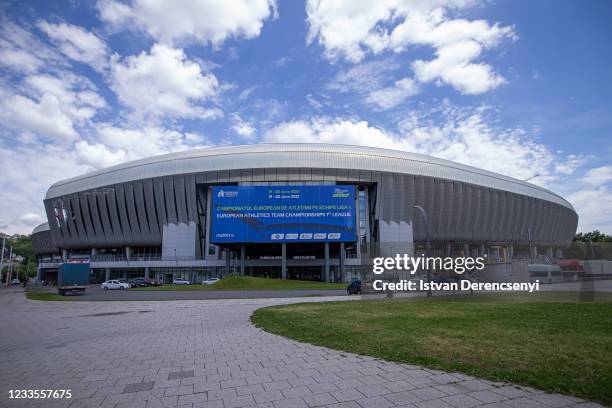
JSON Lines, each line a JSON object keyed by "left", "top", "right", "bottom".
{"left": 0, "top": 0, "right": 611, "bottom": 234}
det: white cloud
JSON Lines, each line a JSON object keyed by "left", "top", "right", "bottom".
{"left": 567, "top": 187, "right": 612, "bottom": 233}
{"left": 73, "top": 140, "right": 128, "bottom": 169}
{"left": 38, "top": 21, "right": 108, "bottom": 70}
{"left": 555, "top": 154, "right": 586, "bottom": 176}
{"left": 582, "top": 166, "right": 612, "bottom": 187}
{"left": 230, "top": 113, "right": 256, "bottom": 140}
{"left": 328, "top": 58, "right": 400, "bottom": 94}
{"left": 329, "top": 59, "right": 419, "bottom": 110}
{"left": 264, "top": 117, "right": 398, "bottom": 147}
{"left": 307, "top": 0, "right": 514, "bottom": 94}
{"left": 274, "top": 56, "right": 291, "bottom": 67}
{"left": 1, "top": 93, "right": 78, "bottom": 142}
{"left": 263, "top": 104, "right": 574, "bottom": 184}
{"left": 238, "top": 86, "right": 258, "bottom": 101}
{"left": 306, "top": 0, "right": 395, "bottom": 63}
{"left": 18, "top": 213, "right": 44, "bottom": 226}
{"left": 365, "top": 77, "right": 419, "bottom": 110}
{"left": 0, "top": 48, "right": 43, "bottom": 73}
{"left": 412, "top": 40, "right": 506, "bottom": 94}
{"left": 0, "top": 121, "right": 211, "bottom": 234}
{"left": 110, "top": 43, "right": 222, "bottom": 119}
{"left": 25, "top": 74, "right": 106, "bottom": 121}
{"left": 73, "top": 124, "right": 210, "bottom": 169}
{"left": 97, "top": 0, "right": 277, "bottom": 46}
{"left": 0, "top": 21, "right": 63, "bottom": 73}
{"left": 0, "top": 72, "right": 106, "bottom": 142}
{"left": 0, "top": 143, "right": 92, "bottom": 234}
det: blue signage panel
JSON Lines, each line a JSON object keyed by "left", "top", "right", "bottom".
{"left": 211, "top": 185, "right": 357, "bottom": 243}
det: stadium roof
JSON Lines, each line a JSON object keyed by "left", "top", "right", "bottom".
{"left": 46, "top": 143, "right": 574, "bottom": 211}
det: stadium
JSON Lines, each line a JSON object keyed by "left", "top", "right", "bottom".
{"left": 31, "top": 144, "right": 578, "bottom": 285}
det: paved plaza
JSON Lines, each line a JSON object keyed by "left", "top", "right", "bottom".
{"left": 0, "top": 289, "right": 604, "bottom": 408}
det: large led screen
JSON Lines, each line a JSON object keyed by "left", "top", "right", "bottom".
{"left": 210, "top": 185, "right": 357, "bottom": 243}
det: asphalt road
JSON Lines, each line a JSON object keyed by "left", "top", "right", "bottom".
{"left": 39, "top": 285, "right": 349, "bottom": 301}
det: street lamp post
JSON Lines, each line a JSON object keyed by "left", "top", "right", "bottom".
{"left": 528, "top": 227, "right": 534, "bottom": 264}
{"left": 6, "top": 246, "right": 13, "bottom": 287}
{"left": 0, "top": 238, "right": 5, "bottom": 285}
{"left": 413, "top": 205, "right": 432, "bottom": 297}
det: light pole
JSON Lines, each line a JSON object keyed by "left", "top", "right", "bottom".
{"left": 0, "top": 238, "right": 5, "bottom": 285}
{"left": 528, "top": 227, "right": 534, "bottom": 264}
{"left": 6, "top": 246, "right": 13, "bottom": 287}
{"left": 413, "top": 205, "right": 432, "bottom": 297}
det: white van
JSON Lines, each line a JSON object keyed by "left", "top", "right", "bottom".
{"left": 528, "top": 264, "right": 563, "bottom": 284}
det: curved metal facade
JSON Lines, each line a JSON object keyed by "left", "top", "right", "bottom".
{"left": 31, "top": 223, "right": 59, "bottom": 255}
{"left": 41, "top": 144, "right": 578, "bottom": 250}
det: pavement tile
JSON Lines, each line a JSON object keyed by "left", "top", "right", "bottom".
{"left": 355, "top": 396, "right": 395, "bottom": 408}
{"left": 253, "top": 390, "right": 285, "bottom": 404}
{"left": 412, "top": 400, "right": 453, "bottom": 408}
{"left": 237, "top": 383, "right": 266, "bottom": 395}
{"left": 177, "top": 392, "right": 209, "bottom": 405}
{"left": 273, "top": 397, "right": 308, "bottom": 408}
{"left": 263, "top": 381, "right": 293, "bottom": 392}
{"left": 0, "top": 294, "right": 598, "bottom": 408}
{"left": 331, "top": 388, "right": 365, "bottom": 402}
{"left": 356, "top": 383, "right": 392, "bottom": 397}
{"left": 504, "top": 397, "right": 550, "bottom": 408}
{"left": 123, "top": 381, "right": 155, "bottom": 393}
{"left": 282, "top": 386, "right": 313, "bottom": 399}
{"left": 441, "top": 394, "right": 482, "bottom": 408}
{"left": 467, "top": 390, "right": 508, "bottom": 404}
{"left": 302, "top": 392, "right": 337, "bottom": 407}
{"left": 411, "top": 387, "right": 449, "bottom": 401}
{"left": 385, "top": 390, "right": 423, "bottom": 405}
{"left": 492, "top": 386, "right": 532, "bottom": 399}
{"left": 169, "top": 370, "right": 196, "bottom": 380}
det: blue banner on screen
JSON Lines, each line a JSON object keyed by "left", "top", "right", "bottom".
{"left": 211, "top": 185, "right": 357, "bottom": 243}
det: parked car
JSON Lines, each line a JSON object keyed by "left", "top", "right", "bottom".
{"left": 118, "top": 279, "right": 133, "bottom": 288}
{"left": 149, "top": 279, "right": 162, "bottom": 286}
{"left": 101, "top": 280, "right": 130, "bottom": 290}
{"left": 124, "top": 279, "right": 137, "bottom": 287}
{"left": 10, "top": 278, "right": 20, "bottom": 286}
{"left": 202, "top": 278, "right": 220, "bottom": 285}
{"left": 347, "top": 280, "right": 361, "bottom": 295}
{"left": 173, "top": 278, "right": 190, "bottom": 285}
{"left": 132, "top": 277, "right": 152, "bottom": 287}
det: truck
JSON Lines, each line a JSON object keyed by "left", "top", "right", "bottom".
{"left": 57, "top": 261, "right": 89, "bottom": 296}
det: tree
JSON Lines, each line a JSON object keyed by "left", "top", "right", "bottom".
{"left": 574, "top": 230, "right": 612, "bottom": 243}
{"left": 0, "top": 235, "right": 34, "bottom": 263}
{"left": 1, "top": 235, "right": 34, "bottom": 282}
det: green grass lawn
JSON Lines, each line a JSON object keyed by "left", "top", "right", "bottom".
{"left": 25, "top": 291, "right": 72, "bottom": 301}
{"left": 252, "top": 293, "right": 612, "bottom": 405}
{"left": 130, "top": 276, "right": 347, "bottom": 291}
